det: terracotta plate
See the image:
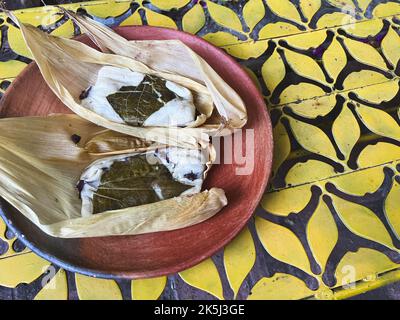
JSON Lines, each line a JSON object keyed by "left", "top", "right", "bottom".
{"left": 0, "top": 26, "right": 273, "bottom": 279}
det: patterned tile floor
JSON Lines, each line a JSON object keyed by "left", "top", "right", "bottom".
{"left": 1, "top": 0, "right": 400, "bottom": 300}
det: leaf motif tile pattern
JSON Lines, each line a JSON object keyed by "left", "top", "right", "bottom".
{"left": 1, "top": 0, "right": 400, "bottom": 300}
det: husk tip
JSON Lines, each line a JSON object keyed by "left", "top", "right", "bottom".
{"left": 0, "top": 5, "right": 18, "bottom": 26}
{"left": 55, "top": 5, "right": 71, "bottom": 16}
{"left": 56, "top": 5, "right": 87, "bottom": 19}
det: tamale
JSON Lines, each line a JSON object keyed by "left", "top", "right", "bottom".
{"left": 79, "top": 147, "right": 207, "bottom": 216}
{"left": 80, "top": 66, "right": 198, "bottom": 127}
{"left": 0, "top": 115, "right": 226, "bottom": 238}
{"left": 4, "top": 10, "right": 247, "bottom": 147}
{"left": 63, "top": 9, "right": 248, "bottom": 131}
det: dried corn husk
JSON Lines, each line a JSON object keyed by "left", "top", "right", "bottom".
{"left": 63, "top": 10, "right": 247, "bottom": 131}
{"left": 6, "top": 10, "right": 247, "bottom": 147}
{"left": 0, "top": 114, "right": 226, "bottom": 238}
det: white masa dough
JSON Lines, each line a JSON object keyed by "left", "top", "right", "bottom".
{"left": 80, "top": 66, "right": 196, "bottom": 126}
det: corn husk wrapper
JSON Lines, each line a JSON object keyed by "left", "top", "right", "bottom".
{"left": 0, "top": 114, "right": 227, "bottom": 238}
{"left": 7, "top": 11, "right": 247, "bottom": 147}
{"left": 63, "top": 11, "right": 247, "bottom": 131}
{"left": 5, "top": 11, "right": 208, "bottom": 148}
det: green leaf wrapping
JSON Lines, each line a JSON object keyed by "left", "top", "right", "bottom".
{"left": 106, "top": 75, "right": 177, "bottom": 126}
{"left": 93, "top": 154, "right": 191, "bottom": 213}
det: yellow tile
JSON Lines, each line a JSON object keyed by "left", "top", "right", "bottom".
{"left": 224, "top": 227, "right": 255, "bottom": 298}
{"left": 179, "top": 258, "right": 224, "bottom": 300}
{"left": 131, "top": 276, "right": 167, "bottom": 300}
{"left": 0, "top": 253, "right": 51, "bottom": 288}
{"left": 75, "top": 274, "right": 122, "bottom": 300}
{"left": 34, "top": 269, "right": 68, "bottom": 300}
{"left": 249, "top": 273, "right": 315, "bottom": 300}
{"left": 255, "top": 216, "right": 312, "bottom": 275}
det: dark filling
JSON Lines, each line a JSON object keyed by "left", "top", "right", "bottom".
{"left": 79, "top": 86, "right": 92, "bottom": 100}
{"left": 105, "top": 75, "right": 177, "bottom": 126}
{"left": 92, "top": 155, "right": 191, "bottom": 214}
{"left": 70, "top": 134, "right": 81, "bottom": 144}
{"left": 76, "top": 180, "right": 85, "bottom": 199}
{"left": 184, "top": 171, "right": 199, "bottom": 181}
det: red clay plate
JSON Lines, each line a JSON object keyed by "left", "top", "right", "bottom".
{"left": 0, "top": 26, "right": 273, "bottom": 279}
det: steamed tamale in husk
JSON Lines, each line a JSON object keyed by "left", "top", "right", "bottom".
{"left": 5, "top": 11, "right": 247, "bottom": 148}
{"left": 80, "top": 147, "right": 209, "bottom": 216}
{"left": 64, "top": 10, "right": 247, "bottom": 131}
{"left": 79, "top": 66, "right": 200, "bottom": 128}
{"left": 0, "top": 115, "right": 226, "bottom": 238}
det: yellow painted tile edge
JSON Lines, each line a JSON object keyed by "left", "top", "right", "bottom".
{"left": 333, "top": 268, "right": 400, "bottom": 300}
{"left": 0, "top": 1, "right": 122, "bottom": 17}
{"left": 305, "top": 268, "right": 400, "bottom": 300}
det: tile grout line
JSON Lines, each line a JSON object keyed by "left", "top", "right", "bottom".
{"left": 304, "top": 267, "right": 400, "bottom": 300}
{"left": 0, "top": 250, "right": 32, "bottom": 261}
{"left": 0, "top": 0, "right": 110, "bottom": 16}
{"left": 221, "top": 12, "right": 400, "bottom": 48}
{"left": 266, "top": 157, "right": 400, "bottom": 194}
{"left": 0, "top": 1, "right": 400, "bottom": 48}
{"left": 268, "top": 78, "right": 398, "bottom": 109}
{"left": 1, "top": 3, "right": 399, "bottom": 198}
